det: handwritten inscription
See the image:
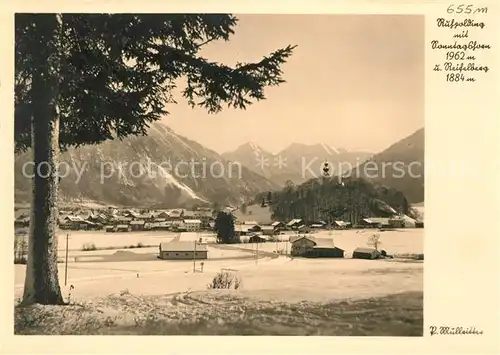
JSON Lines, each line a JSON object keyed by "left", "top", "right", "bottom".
{"left": 432, "top": 4, "right": 490, "bottom": 83}
{"left": 429, "top": 325, "right": 484, "bottom": 336}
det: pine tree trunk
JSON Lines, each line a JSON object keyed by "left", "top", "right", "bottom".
{"left": 22, "top": 14, "right": 65, "bottom": 305}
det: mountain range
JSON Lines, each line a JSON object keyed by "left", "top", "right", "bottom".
{"left": 14, "top": 123, "right": 279, "bottom": 208}
{"left": 14, "top": 123, "right": 424, "bottom": 207}
{"left": 222, "top": 142, "right": 373, "bottom": 186}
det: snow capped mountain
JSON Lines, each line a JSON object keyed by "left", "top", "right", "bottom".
{"left": 14, "top": 122, "right": 279, "bottom": 208}
{"left": 222, "top": 142, "right": 373, "bottom": 186}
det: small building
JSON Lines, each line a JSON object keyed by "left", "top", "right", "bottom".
{"left": 155, "top": 221, "right": 173, "bottom": 230}
{"left": 195, "top": 210, "right": 214, "bottom": 229}
{"left": 297, "top": 224, "right": 310, "bottom": 233}
{"left": 184, "top": 219, "right": 202, "bottom": 232}
{"left": 155, "top": 211, "right": 171, "bottom": 220}
{"left": 171, "top": 220, "right": 186, "bottom": 232}
{"left": 271, "top": 221, "right": 285, "bottom": 230}
{"left": 309, "top": 223, "right": 324, "bottom": 229}
{"left": 286, "top": 219, "right": 303, "bottom": 229}
{"left": 89, "top": 213, "right": 109, "bottom": 224}
{"left": 84, "top": 221, "right": 102, "bottom": 230}
{"left": 260, "top": 225, "right": 276, "bottom": 236}
{"left": 159, "top": 241, "right": 208, "bottom": 260}
{"left": 248, "top": 224, "right": 262, "bottom": 233}
{"left": 105, "top": 225, "right": 115, "bottom": 233}
{"left": 116, "top": 224, "right": 131, "bottom": 232}
{"left": 332, "top": 220, "right": 348, "bottom": 229}
{"left": 352, "top": 247, "right": 381, "bottom": 260}
{"left": 182, "top": 210, "right": 197, "bottom": 219}
{"left": 249, "top": 234, "right": 268, "bottom": 243}
{"left": 370, "top": 218, "right": 391, "bottom": 228}
{"left": 389, "top": 217, "right": 405, "bottom": 229}
{"left": 358, "top": 218, "right": 380, "bottom": 229}
{"left": 130, "top": 220, "right": 145, "bottom": 231}
{"left": 123, "top": 210, "right": 141, "bottom": 219}
{"left": 113, "top": 217, "right": 133, "bottom": 224}
{"left": 167, "top": 209, "right": 183, "bottom": 220}
{"left": 63, "top": 215, "right": 88, "bottom": 230}
{"left": 234, "top": 224, "right": 252, "bottom": 237}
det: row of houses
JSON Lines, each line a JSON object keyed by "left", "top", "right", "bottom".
{"left": 230, "top": 215, "right": 421, "bottom": 239}
{"left": 55, "top": 208, "right": 215, "bottom": 232}
{"left": 104, "top": 219, "right": 207, "bottom": 233}
{"left": 154, "top": 235, "right": 387, "bottom": 262}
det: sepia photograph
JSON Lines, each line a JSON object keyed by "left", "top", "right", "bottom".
{"left": 13, "top": 13, "right": 425, "bottom": 336}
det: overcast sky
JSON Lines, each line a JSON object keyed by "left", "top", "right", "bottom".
{"left": 163, "top": 14, "right": 424, "bottom": 154}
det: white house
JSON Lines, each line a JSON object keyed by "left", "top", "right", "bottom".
{"left": 183, "top": 219, "right": 202, "bottom": 231}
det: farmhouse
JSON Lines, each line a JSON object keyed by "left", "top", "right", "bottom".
{"left": 352, "top": 247, "right": 381, "bottom": 260}
{"left": 290, "top": 235, "right": 344, "bottom": 258}
{"left": 62, "top": 215, "right": 88, "bottom": 230}
{"left": 158, "top": 241, "right": 208, "bottom": 260}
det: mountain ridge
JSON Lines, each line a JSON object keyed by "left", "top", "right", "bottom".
{"left": 350, "top": 127, "right": 424, "bottom": 203}
{"left": 14, "top": 122, "right": 280, "bottom": 208}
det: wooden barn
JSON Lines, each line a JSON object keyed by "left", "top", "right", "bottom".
{"left": 352, "top": 247, "right": 381, "bottom": 260}
{"left": 159, "top": 241, "right": 208, "bottom": 260}
{"left": 291, "top": 235, "right": 344, "bottom": 258}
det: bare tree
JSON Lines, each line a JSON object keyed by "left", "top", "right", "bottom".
{"left": 367, "top": 233, "right": 382, "bottom": 251}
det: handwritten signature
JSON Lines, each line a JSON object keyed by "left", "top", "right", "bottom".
{"left": 429, "top": 326, "right": 484, "bottom": 336}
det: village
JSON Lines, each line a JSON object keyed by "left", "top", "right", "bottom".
{"left": 15, "top": 203, "right": 424, "bottom": 263}
{"left": 14, "top": 202, "right": 425, "bottom": 336}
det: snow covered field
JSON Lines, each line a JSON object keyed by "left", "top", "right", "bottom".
{"left": 14, "top": 255, "right": 422, "bottom": 302}
{"left": 14, "top": 226, "right": 423, "bottom": 303}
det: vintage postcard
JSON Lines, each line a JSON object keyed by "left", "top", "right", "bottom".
{"left": 1, "top": 1, "right": 498, "bottom": 354}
